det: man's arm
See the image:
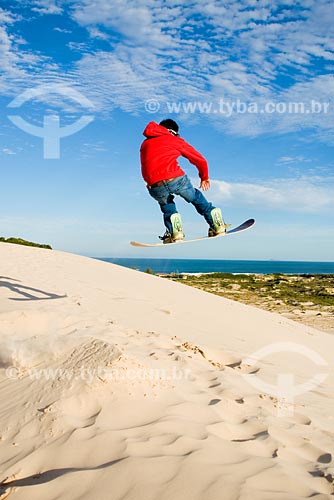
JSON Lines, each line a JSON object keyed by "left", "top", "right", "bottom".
{"left": 178, "top": 138, "right": 209, "bottom": 182}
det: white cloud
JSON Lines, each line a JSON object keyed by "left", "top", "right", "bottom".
{"left": 87, "top": 27, "right": 109, "bottom": 40}
{"left": 0, "top": 7, "right": 17, "bottom": 24}
{"left": 1, "top": 1, "right": 333, "bottom": 142}
{"left": 277, "top": 156, "right": 312, "bottom": 165}
{"left": 2, "top": 148, "right": 16, "bottom": 155}
{"left": 31, "top": 0, "right": 62, "bottom": 15}
{"left": 63, "top": 0, "right": 334, "bottom": 140}
{"left": 72, "top": 0, "right": 182, "bottom": 47}
{"left": 208, "top": 176, "right": 334, "bottom": 213}
{"left": 54, "top": 27, "right": 72, "bottom": 34}
{"left": 0, "top": 6, "right": 51, "bottom": 95}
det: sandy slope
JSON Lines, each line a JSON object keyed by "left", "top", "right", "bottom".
{"left": 0, "top": 242, "right": 334, "bottom": 500}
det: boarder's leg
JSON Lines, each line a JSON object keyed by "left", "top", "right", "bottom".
{"left": 160, "top": 194, "right": 178, "bottom": 234}
{"left": 148, "top": 185, "right": 183, "bottom": 242}
{"left": 158, "top": 196, "right": 184, "bottom": 242}
{"left": 170, "top": 175, "right": 226, "bottom": 233}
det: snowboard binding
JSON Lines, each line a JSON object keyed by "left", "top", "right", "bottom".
{"left": 208, "top": 208, "right": 231, "bottom": 237}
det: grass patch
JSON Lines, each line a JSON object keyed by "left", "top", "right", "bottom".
{"left": 168, "top": 273, "right": 334, "bottom": 307}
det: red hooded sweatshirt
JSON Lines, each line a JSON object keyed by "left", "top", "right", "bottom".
{"left": 140, "top": 122, "right": 209, "bottom": 186}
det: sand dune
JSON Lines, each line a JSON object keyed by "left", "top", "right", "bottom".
{"left": 1, "top": 242, "right": 334, "bottom": 499}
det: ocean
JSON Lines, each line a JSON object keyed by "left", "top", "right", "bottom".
{"left": 95, "top": 258, "right": 334, "bottom": 275}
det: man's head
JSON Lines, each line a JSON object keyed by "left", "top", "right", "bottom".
{"left": 159, "top": 119, "right": 179, "bottom": 136}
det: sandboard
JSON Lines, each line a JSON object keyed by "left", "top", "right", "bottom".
{"left": 130, "top": 218, "right": 255, "bottom": 247}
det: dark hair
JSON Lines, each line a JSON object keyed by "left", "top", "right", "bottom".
{"left": 159, "top": 119, "right": 179, "bottom": 134}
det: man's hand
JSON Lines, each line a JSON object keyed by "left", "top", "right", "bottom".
{"left": 200, "top": 179, "right": 210, "bottom": 191}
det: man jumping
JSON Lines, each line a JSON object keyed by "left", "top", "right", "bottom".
{"left": 140, "top": 119, "right": 228, "bottom": 243}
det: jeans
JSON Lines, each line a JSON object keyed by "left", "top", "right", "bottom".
{"left": 148, "top": 175, "right": 215, "bottom": 234}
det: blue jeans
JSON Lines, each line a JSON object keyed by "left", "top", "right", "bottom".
{"left": 148, "top": 175, "right": 215, "bottom": 234}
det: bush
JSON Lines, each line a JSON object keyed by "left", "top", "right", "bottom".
{"left": 0, "top": 237, "right": 52, "bottom": 249}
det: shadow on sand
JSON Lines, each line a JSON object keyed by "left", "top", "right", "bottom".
{"left": 0, "top": 458, "right": 124, "bottom": 494}
{"left": 0, "top": 276, "right": 67, "bottom": 301}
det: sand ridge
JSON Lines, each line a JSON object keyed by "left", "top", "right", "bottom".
{"left": 1, "top": 242, "right": 334, "bottom": 499}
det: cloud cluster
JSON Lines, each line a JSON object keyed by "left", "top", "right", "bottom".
{"left": 0, "top": 6, "right": 51, "bottom": 94}
{"left": 209, "top": 176, "right": 334, "bottom": 213}
{"left": 1, "top": 0, "right": 333, "bottom": 141}
{"left": 70, "top": 0, "right": 334, "bottom": 139}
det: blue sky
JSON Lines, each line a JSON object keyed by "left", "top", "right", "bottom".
{"left": 0, "top": 0, "right": 333, "bottom": 261}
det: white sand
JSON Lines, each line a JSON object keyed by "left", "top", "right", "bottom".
{"left": 0, "top": 242, "right": 334, "bottom": 499}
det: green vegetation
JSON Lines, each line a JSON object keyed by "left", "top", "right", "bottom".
{"left": 0, "top": 237, "right": 52, "bottom": 250}
{"left": 167, "top": 273, "right": 334, "bottom": 308}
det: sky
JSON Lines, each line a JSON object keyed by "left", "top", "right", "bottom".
{"left": 0, "top": 0, "right": 333, "bottom": 261}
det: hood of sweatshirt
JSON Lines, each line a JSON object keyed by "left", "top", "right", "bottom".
{"left": 142, "top": 121, "right": 174, "bottom": 138}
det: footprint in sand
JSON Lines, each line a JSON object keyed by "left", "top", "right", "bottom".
{"left": 208, "top": 419, "right": 269, "bottom": 443}
{"left": 235, "top": 363, "right": 260, "bottom": 374}
{"left": 208, "top": 398, "right": 221, "bottom": 406}
{"left": 269, "top": 423, "right": 332, "bottom": 465}
{"left": 284, "top": 412, "right": 312, "bottom": 426}
{"left": 177, "top": 341, "right": 261, "bottom": 377}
